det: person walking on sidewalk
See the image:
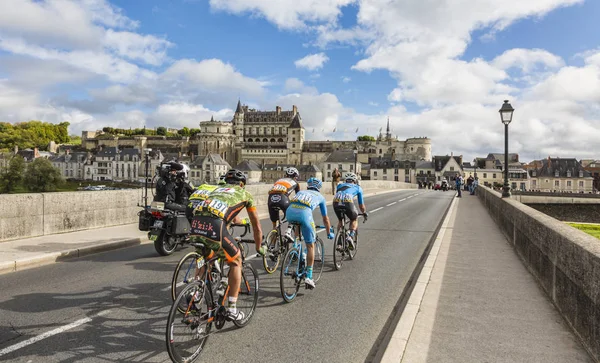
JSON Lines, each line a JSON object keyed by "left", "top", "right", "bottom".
{"left": 455, "top": 174, "right": 462, "bottom": 198}
{"left": 331, "top": 168, "right": 341, "bottom": 195}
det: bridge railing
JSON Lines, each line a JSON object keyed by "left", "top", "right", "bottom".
{"left": 0, "top": 180, "right": 416, "bottom": 242}
{"left": 476, "top": 186, "right": 600, "bottom": 361}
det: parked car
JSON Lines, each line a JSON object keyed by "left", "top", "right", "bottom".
{"left": 434, "top": 182, "right": 441, "bottom": 190}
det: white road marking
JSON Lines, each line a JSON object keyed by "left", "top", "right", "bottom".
{"left": 399, "top": 198, "right": 407, "bottom": 202}
{"left": 0, "top": 310, "right": 111, "bottom": 357}
{"left": 371, "top": 207, "right": 383, "bottom": 213}
{"left": 386, "top": 202, "right": 397, "bottom": 206}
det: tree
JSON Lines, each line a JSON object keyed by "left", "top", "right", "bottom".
{"left": 189, "top": 128, "right": 201, "bottom": 136}
{"left": 178, "top": 127, "right": 190, "bottom": 136}
{"left": 0, "top": 155, "right": 25, "bottom": 193}
{"left": 357, "top": 135, "right": 376, "bottom": 142}
{"left": 156, "top": 127, "right": 167, "bottom": 136}
{"left": 23, "top": 158, "right": 63, "bottom": 192}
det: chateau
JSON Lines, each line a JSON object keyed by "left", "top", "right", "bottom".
{"left": 80, "top": 101, "right": 432, "bottom": 179}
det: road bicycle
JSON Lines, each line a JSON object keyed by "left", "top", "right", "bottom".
{"left": 170, "top": 223, "right": 250, "bottom": 305}
{"left": 333, "top": 210, "right": 366, "bottom": 270}
{"left": 165, "top": 232, "right": 259, "bottom": 363}
{"left": 262, "top": 208, "right": 295, "bottom": 274}
{"left": 279, "top": 222, "right": 325, "bottom": 303}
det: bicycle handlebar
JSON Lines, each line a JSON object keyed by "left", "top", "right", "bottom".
{"left": 229, "top": 223, "right": 250, "bottom": 237}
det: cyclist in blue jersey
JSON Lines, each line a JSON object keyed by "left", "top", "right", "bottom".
{"left": 286, "top": 177, "right": 335, "bottom": 289}
{"left": 333, "top": 172, "right": 368, "bottom": 251}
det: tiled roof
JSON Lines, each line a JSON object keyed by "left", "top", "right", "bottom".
{"left": 325, "top": 150, "right": 356, "bottom": 163}
{"left": 236, "top": 160, "right": 262, "bottom": 171}
{"left": 532, "top": 158, "right": 591, "bottom": 178}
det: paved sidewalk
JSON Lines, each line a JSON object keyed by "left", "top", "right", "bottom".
{"left": 384, "top": 194, "right": 592, "bottom": 363}
{"left": 0, "top": 187, "right": 396, "bottom": 275}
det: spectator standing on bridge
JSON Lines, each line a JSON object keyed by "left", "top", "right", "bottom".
{"left": 471, "top": 177, "right": 479, "bottom": 195}
{"left": 455, "top": 174, "right": 462, "bottom": 198}
{"left": 467, "top": 175, "right": 474, "bottom": 194}
{"left": 331, "top": 168, "right": 341, "bottom": 195}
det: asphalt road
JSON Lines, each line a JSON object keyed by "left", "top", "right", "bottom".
{"left": 0, "top": 189, "right": 454, "bottom": 363}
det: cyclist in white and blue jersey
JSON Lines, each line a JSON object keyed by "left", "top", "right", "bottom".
{"left": 286, "top": 177, "right": 335, "bottom": 289}
{"left": 333, "top": 173, "right": 368, "bottom": 251}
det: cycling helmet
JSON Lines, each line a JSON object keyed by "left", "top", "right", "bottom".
{"left": 285, "top": 167, "right": 299, "bottom": 179}
{"left": 306, "top": 177, "right": 322, "bottom": 191}
{"left": 224, "top": 169, "right": 247, "bottom": 185}
{"left": 217, "top": 174, "right": 226, "bottom": 185}
{"left": 344, "top": 172, "right": 358, "bottom": 184}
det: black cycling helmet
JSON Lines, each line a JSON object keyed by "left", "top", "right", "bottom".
{"left": 224, "top": 169, "right": 247, "bottom": 185}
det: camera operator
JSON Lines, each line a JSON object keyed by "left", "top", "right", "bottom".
{"left": 154, "top": 161, "right": 187, "bottom": 211}
{"left": 174, "top": 164, "right": 194, "bottom": 205}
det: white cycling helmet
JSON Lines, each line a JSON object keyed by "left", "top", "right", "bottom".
{"left": 285, "top": 167, "right": 299, "bottom": 179}
{"left": 344, "top": 172, "right": 358, "bottom": 184}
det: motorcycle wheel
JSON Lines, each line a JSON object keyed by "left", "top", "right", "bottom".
{"left": 154, "top": 231, "right": 177, "bottom": 256}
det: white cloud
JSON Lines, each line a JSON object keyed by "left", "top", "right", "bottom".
{"left": 208, "top": 0, "right": 355, "bottom": 30}
{"left": 493, "top": 48, "right": 564, "bottom": 72}
{"left": 294, "top": 53, "right": 329, "bottom": 71}
{"left": 161, "top": 59, "right": 267, "bottom": 97}
{"left": 103, "top": 30, "right": 173, "bottom": 66}
{"left": 342, "top": 76, "right": 351, "bottom": 83}
{"left": 284, "top": 78, "right": 318, "bottom": 94}
{"left": 148, "top": 102, "right": 234, "bottom": 128}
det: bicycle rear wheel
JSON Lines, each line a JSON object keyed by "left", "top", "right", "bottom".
{"left": 263, "top": 229, "right": 280, "bottom": 274}
{"left": 313, "top": 238, "right": 325, "bottom": 282}
{"left": 166, "top": 281, "right": 212, "bottom": 363}
{"left": 171, "top": 251, "right": 202, "bottom": 302}
{"left": 233, "top": 262, "right": 259, "bottom": 328}
{"left": 333, "top": 229, "right": 345, "bottom": 270}
{"left": 280, "top": 247, "right": 301, "bottom": 303}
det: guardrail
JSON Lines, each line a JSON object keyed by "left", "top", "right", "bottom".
{"left": 477, "top": 186, "right": 600, "bottom": 361}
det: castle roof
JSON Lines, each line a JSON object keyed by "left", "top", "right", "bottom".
{"left": 235, "top": 100, "right": 243, "bottom": 113}
{"left": 289, "top": 113, "right": 303, "bottom": 129}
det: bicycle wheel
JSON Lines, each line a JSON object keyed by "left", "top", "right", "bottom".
{"left": 333, "top": 229, "right": 345, "bottom": 270}
{"left": 263, "top": 229, "right": 281, "bottom": 274}
{"left": 166, "top": 281, "right": 212, "bottom": 363}
{"left": 348, "top": 229, "right": 358, "bottom": 260}
{"left": 280, "top": 247, "right": 301, "bottom": 303}
{"left": 233, "top": 262, "right": 259, "bottom": 328}
{"left": 171, "top": 251, "right": 202, "bottom": 302}
{"left": 313, "top": 238, "right": 325, "bottom": 282}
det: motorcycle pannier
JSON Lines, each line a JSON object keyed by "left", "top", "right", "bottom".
{"left": 138, "top": 209, "right": 153, "bottom": 231}
{"left": 172, "top": 215, "right": 191, "bottom": 235}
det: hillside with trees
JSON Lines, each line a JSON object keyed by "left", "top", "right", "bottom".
{"left": 0, "top": 121, "right": 75, "bottom": 151}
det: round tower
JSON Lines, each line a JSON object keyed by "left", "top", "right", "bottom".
{"left": 405, "top": 137, "right": 432, "bottom": 161}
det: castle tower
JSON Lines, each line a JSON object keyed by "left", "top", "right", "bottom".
{"left": 385, "top": 117, "right": 392, "bottom": 141}
{"left": 232, "top": 99, "right": 245, "bottom": 163}
{"left": 287, "top": 112, "right": 304, "bottom": 165}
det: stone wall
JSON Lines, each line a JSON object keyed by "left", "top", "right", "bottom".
{"left": 0, "top": 180, "right": 416, "bottom": 242}
{"left": 477, "top": 186, "right": 600, "bottom": 361}
{"left": 526, "top": 204, "right": 600, "bottom": 223}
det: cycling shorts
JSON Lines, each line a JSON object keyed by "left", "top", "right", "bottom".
{"left": 189, "top": 216, "right": 240, "bottom": 263}
{"left": 286, "top": 205, "right": 317, "bottom": 243}
{"left": 267, "top": 193, "right": 290, "bottom": 223}
{"left": 333, "top": 201, "right": 359, "bottom": 221}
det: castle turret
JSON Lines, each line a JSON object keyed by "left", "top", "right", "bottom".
{"left": 232, "top": 99, "right": 245, "bottom": 162}
{"left": 287, "top": 112, "right": 304, "bottom": 165}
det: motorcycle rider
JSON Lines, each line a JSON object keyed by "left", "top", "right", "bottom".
{"left": 154, "top": 161, "right": 187, "bottom": 211}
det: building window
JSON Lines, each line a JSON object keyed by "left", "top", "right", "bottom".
{"left": 579, "top": 181, "right": 584, "bottom": 188}
{"left": 493, "top": 173, "right": 497, "bottom": 179}
{"left": 350, "top": 165, "right": 354, "bottom": 171}
{"left": 374, "top": 171, "right": 378, "bottom": 176}
{"left": 450, "top": 167, "right": 454, "bottom": 171}
{"left": 567, "top": 181, "right": 572, "bottom": 187}
{"left": 555, "top": 180, "right": 560, "bottom": 187}
{"left": 483, "top": 173, "right": 487, "bottom": 178}
{"left": 292, "top": 138, "right": 296, "bottom": 142}
{"left": 338, "top": 164, "right": 342, "bottom": 170}
{"left": 293, "top": 130, "right": 296, "bottom": 135}
{"left": 420, "top": 170, "right": 424, "bottom": 175}
{"left": 327, "top": 172, "right": 331, "bottom": 178}
{"left": 532, "top": 180, "right": 537, "bottom": 187}
{"left": 328, "top": 164, "right": 331, "bottom": 170}
{"left": 383, "top": 169, "right": 387, "bottom": 175}
{"left": 292, "top": 144, "right": 295, "bottom": 148}
{"left": 379, "top": 149, "right": 382, "bottom": 154}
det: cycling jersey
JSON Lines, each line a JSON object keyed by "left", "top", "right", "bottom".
{"left": 268, "top": 178, "right": 300, "bottom": 196}
{"left": 267, "top": 178, "right": 300, "bottom": 223}
{"left": 186, "top": 184, "right": 219, "bottom": 219}
{"left": 333, "top": 183, "right": 364, "bottom": 221}
{"left": 189, "top": 185, "right": 256, "bottom": 262}
{"left": 286, "top": 190, "right": 328, "bottom": 243}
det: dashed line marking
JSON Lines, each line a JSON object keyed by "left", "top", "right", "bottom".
{"left": 399, "top": 198, "right": 407, "bottom": 202}
{"left": 386, "top": 202, "right": 397, "bottom": 206}
{"left": 371, "top": 207, "right": 383, "bottom": 213}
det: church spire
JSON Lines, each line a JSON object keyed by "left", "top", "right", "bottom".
{"left": 235, "top": 99, "right": 243, "bottom": 114}
{"left": 386, "top": 117, "right": 391, "bottom": 140}
{"left": 210, "top": 115, "right": 214, "bottom": 122}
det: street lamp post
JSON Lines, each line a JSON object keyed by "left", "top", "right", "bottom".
{"left": 353, "top": 147, "right": 358, "bottom": 175}
{"left": 499, "top": 100, "right": 514, "bottom": 198}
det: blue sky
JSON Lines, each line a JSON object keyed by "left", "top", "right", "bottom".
{"left": 0, "top": 0, "right": 599, "bottom": 161}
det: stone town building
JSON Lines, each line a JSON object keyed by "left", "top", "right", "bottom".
{"left": 50, "top": 151, "right": 91, "bottom": 180}
{"left": 368, "top": 159, "right": 416, "bottom": 183}
{"left": 261, "top": 164, "right": 322, "bottom": 183}
{"left": 189, "top": 154, "right": 231, "bottom": 186}
{"left": 85, "top": 147, "right": 141, "bottom": 182}
{"left": 235, "top": 160, "right": 263, "bottom": 184}
{"left": 528, "top": 157, "right": 593, "bottom": 193}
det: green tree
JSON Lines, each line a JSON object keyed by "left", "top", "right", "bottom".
{"left": 189, "top": 128, "right": 201, "bottom": 136}
{"left": 23, "top": 158, "right": 64, "bottom": 192}
{"left": 178, "top": 127, "right": 190, "bottom": 136}
{"left": 357, "top": 135, "right": 376, "bottom": 141}
{"left": 156, "top": 127, "right": 167, "bottom": 136}
{"left": 0, "top": 155, "right": 25, "bottom": 193}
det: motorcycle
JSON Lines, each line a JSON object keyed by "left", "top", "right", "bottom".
{"left": 138, "top": 201, "right": 191, "bottom": 256}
